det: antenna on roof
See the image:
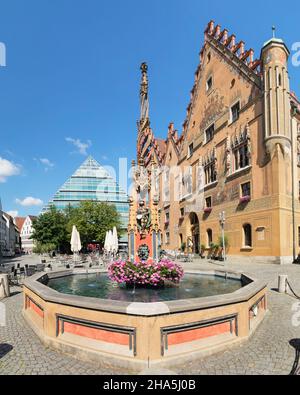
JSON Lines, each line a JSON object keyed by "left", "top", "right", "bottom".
{"left": 272, "top": 26, "right": 276, "bottom": 38}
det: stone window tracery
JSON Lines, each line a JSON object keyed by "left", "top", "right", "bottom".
{"left": 230, "top": 124, "right": 251, "bottom": 173}
{"left": 203, "top": 148, "right": 217, "bottom": 185}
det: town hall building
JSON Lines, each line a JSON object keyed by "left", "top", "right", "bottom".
{"left": 136, "top": 21, "right": 300, "bottom": 264}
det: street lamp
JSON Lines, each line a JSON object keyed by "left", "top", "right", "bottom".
{"left": 219, "top": 211, "right": 226, "bottom": 262}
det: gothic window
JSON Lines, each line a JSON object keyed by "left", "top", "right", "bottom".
{"left": 204, "top": 160, "right": 217, "bottom": 185}
{"left": 233, "top": 143, "right": 250, "bottom": 171}
{"left": 243, "top": 224, "right": 252, "bottom": 248}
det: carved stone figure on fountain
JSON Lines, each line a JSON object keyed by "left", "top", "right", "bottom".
{"left": 136, "top": 200, "right": 151, "bottom": 239}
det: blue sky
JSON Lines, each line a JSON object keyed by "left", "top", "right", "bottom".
{"left": 0, "top": 0, "right": 299, "bottom": 217}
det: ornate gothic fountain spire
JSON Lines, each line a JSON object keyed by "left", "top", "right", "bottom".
{"left": 139, "top": 62, "right": 150, "bottom": 133}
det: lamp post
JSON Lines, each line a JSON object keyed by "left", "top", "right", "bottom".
{"left": 219, "top": 211, "right": 226, "bottom": 262}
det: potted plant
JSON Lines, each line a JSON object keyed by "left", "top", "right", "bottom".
{"left": 200, "top": 244, "right": 206, "bottom": 259}
{"left": 217, "top": 235, "right": 229, "bottom": 260}
{"left": 108, "top": 259, "right": 184, "bottom": 288}
{"left": 239, "top": 195, "right": 251, "bottom": 204}
{"left": 207, "top": 243, "right": 215, "bottom": 259}
{"left": 180, "top": 242, "right": 186, "bottom": 253}
{"left": 212, "top": 243, "right": 220, "bottom": 260}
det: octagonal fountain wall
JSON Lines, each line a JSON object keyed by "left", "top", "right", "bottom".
{"left": 23, "top": 269, "right": 267, "bottom": 370}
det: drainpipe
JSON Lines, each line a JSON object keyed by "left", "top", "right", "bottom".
{"left": 291, "top": 105, "right": 297, "bottom": 263}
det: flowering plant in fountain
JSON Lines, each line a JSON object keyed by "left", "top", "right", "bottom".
{"left": 108, "top": 259, "right": 184, "bottom": 287}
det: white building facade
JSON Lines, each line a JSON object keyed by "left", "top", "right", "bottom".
{"left": 0, "top": 213, "right": 6, "bottom": 257}
{"left": 1, "top": 213, "right": 20, "bottom": 257}
{"left": 17, "top": 216, "right": 36, "bottom": 253}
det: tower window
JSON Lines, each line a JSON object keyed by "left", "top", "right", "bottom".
{"left": 206, "top": 76, "right": 213, "bottom": 92}
{"left": 278, "top": 73, "right": 282, "bottom": 87}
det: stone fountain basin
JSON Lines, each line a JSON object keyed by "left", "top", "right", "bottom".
{"left": 23, "top": 269, "right": 267, "bottom": 371}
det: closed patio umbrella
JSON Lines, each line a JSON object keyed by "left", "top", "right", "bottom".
{"left": 112, "top": 226, "right": 118, "bottom": 253}
{"left": 71, "top": 225, "right": 82, "bottom": 262}
{"left": 107, "top": 230, "right": 113, "bottom": 253}
{"left": 104, "top": 231, "right": 109, "bottom": 251}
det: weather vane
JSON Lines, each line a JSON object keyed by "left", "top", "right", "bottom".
{"left": 272, "top": 25, "right": 276, "bottom": 38}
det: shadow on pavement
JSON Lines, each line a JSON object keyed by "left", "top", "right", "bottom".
{"left": 289, "top": 339, "right": 300, "bottom": 375}
{"left": 0, "top": 344, "right": 13, "bottom": 359}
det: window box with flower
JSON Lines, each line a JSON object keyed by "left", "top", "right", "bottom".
{"left": 239, "top": 195, "right": 251, "bottom": 204}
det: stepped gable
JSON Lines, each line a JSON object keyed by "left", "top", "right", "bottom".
{"left": 177, "top": 20, "right": 263, "bottom": 155}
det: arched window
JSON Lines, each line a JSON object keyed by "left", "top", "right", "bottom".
{"left": 243, "top": 224, "right": 252, "bottom": 247}
{"left": 278, "top": 73, "right": 282, "bottom": 87}
{"left": 207, "top": 229, "right": 213, "bottom": 247}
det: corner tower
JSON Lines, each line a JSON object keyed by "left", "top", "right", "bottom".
{"left": 261, "top": 28, "right": 291, "bottom": 155}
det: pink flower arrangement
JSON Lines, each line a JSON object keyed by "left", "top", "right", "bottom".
{"left": 108, "top": 259, "right": 184, "bottom": 287}
{"left": 239, "top": 195, "right": 251, "bottom": 204}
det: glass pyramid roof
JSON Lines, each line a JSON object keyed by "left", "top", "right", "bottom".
{"left": 42, "top": 156, "right": 129, "bottom": 234}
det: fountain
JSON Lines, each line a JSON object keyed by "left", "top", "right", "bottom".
{"left": 22, "top": 161, "right": 267, "bottom": 370}
{"left": 22, "top": 64, "right": 267, "bottom": 371}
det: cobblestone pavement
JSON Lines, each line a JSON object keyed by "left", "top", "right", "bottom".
{"left": 0, "top": 289, "right": 132, "bottom": 375}
{"left": 175, "top": 260, "right": 300, "bottom": 376}
{"left": 0, "top": 258, "right": 300, "bottom": 375}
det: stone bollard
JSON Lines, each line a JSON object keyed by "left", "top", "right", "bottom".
{"left": 278, "top": 275, "right": 288, "bottom": 294}
{"left": 0, "top": 274, "right": 10, "bottom": 299}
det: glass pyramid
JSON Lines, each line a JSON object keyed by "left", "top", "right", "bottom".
{"left": 42, "top": 156, "right": 129, "bottom": 239}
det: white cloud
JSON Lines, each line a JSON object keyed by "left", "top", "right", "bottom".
{"left": 34, "top": 157, "right": 55, "bottom": 172}
{"left": 39, "top": 158, "right": 54, "bottom": 167}
{"left": 65, "top": 137, "right": 92, "bottom": 156}
{"left": 16, "top": 197, "right": 43, "bottom": 207}
{"left": 0, "top": 157, "right": 20, "bottom": 182}
{"left": 7, "top": 210, "right": 18, "bottom": 218}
